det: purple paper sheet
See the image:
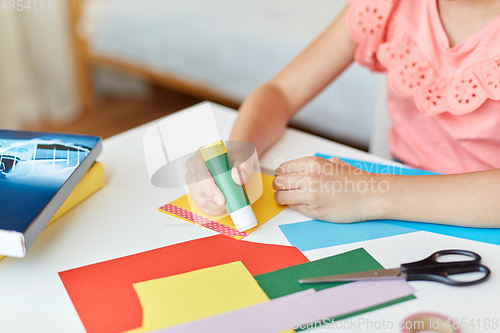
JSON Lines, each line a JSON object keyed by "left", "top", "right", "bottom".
{"left": 155, "top": 280, "right": 416, "bottom": 333}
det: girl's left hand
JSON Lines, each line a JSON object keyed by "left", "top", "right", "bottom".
{"left": 273, "top": 156, "right": 386, "bottom": 223}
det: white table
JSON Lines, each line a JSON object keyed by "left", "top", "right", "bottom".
{"left": 1, "top": 104, "right": 499, "bottom": 333}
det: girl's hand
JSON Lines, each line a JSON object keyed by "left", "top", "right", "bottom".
{"left": 273, "top": 156, "right": 386, "bottom": 223}
{"left": 185, "top": 150, "right": 227, "bottom": 216}
{"left": 185, "top": 144, "right": 258, "bottom": 216}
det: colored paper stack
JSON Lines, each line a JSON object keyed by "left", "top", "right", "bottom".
{"left": 59, "top": 236, "right": 416, "bottom": 333}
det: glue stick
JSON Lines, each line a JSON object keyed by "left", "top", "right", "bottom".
{"left": 200, "top": 140, "right": 257, "bottom": 231}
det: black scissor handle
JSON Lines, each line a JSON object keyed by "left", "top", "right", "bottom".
{"left": 402, "top": 249, "right": 481, "bottom": 270}
{"left": 405, "top": 263, "right": 491, "bottom": 286}
{"left": 401, "top": 250, "right": 491, "bottom": 286}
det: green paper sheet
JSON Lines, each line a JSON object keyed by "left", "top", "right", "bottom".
{"left": 254, "top": 248, "right": 383, "bottom": 299}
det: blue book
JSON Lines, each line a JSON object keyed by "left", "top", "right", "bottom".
{"left": 0, "top": 130, "right": 102, "bottom": 257}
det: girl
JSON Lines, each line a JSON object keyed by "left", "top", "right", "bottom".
{"left": 190, "top": 0, "right": 500, "bottom": 227}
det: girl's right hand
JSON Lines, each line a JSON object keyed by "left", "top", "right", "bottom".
{"left": 185, "top": 150, "right": 226, "bottom": 216}
{"left": 185, "top": 145, "right": 257, "bottom": 216}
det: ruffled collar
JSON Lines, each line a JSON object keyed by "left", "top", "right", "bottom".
{"left": 347, "top": 0, "right": 500, "bottom": 116}
{"left": 378, "top": 28, "right": 500, "bottom": 116}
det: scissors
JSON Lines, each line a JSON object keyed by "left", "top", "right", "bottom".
{"left": 299, "top": 249, "right": 491, "bottom": 287}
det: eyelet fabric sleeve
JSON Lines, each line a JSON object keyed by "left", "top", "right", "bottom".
{"left": 346, "top": 0, "right": 398, "bottom": 72}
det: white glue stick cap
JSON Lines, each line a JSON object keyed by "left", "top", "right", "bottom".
{"left": 230, "top": 205, "right": 257, "bottom": 232}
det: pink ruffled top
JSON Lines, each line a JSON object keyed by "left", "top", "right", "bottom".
{"left": 346, "top": 0, "right": 500, "bottom": 173}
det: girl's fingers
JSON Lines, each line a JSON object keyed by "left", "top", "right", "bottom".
{"left": 229, "top": 144, "right": 259, "bottom": 185}
{"left": 188, "top": 182, "right": 226, "bottom": 215}
{"left": 201, "top": 201, "right": 227, "bottom": 216}
{"left": 232, "top": 147, "right": 260, "bottom": 185}
{"left": 186, "top": 149, "right": 226, "bottom": 214}
{"left": 197, "top": 177, "right": 226, "bottom": 206}
{"left": 274, "top": 189, "right": 310, "bottom": 206}
{"left": 188, "top": 181, "right": 205, "bottom": 199}
{"left": 192, "top": 153, "right": 226, "bottom": 206}
{"left": 231, "top": 161, "right": 254, "bottom": 185}
{"left": 275, "top": 158, "right": 309, "bottom": 175}
{"left": 194, "top": 194, "right": 227, "bottom": 216}
{"left": 275, "top": 156, "right": 329, "bottom": 176}
{"left": 272, "top": 173, "right": 305, "bottom": 191}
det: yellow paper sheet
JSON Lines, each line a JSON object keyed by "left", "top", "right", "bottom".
{"left": 49, "top": 162, "right": 105, "bottom": 222}
{"left": 125, "top": 261, "right": 270, "bottom": 333}
{"left": 159, "top": 173, "right": 286, "bottom": 239}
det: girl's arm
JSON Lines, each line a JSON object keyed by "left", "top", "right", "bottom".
{"left": 229, "top": 6, "right": 356, "bottom": 156}
{"left": 376, "top": 169, "right": 500, "bottom": 227}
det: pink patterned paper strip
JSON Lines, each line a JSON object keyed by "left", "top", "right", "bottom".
{"left": 159, "top": 204, "right": 248, "bottom": 238}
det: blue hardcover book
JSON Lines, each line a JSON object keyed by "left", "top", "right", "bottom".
{"left": 0, "top": 130, "right": 102, "bottom": 257}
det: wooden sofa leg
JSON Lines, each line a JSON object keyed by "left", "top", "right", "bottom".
{"left": 68, "top": 0, "right": 94, "bottom": 115}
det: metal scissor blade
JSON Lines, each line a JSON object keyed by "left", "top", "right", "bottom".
{"left": 298, "top": 268, "right": 406, "bottom": 284}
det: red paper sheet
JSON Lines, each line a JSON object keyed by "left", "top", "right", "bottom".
{"left": 59, "top": 235, "right": 308, "bottom": 333}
